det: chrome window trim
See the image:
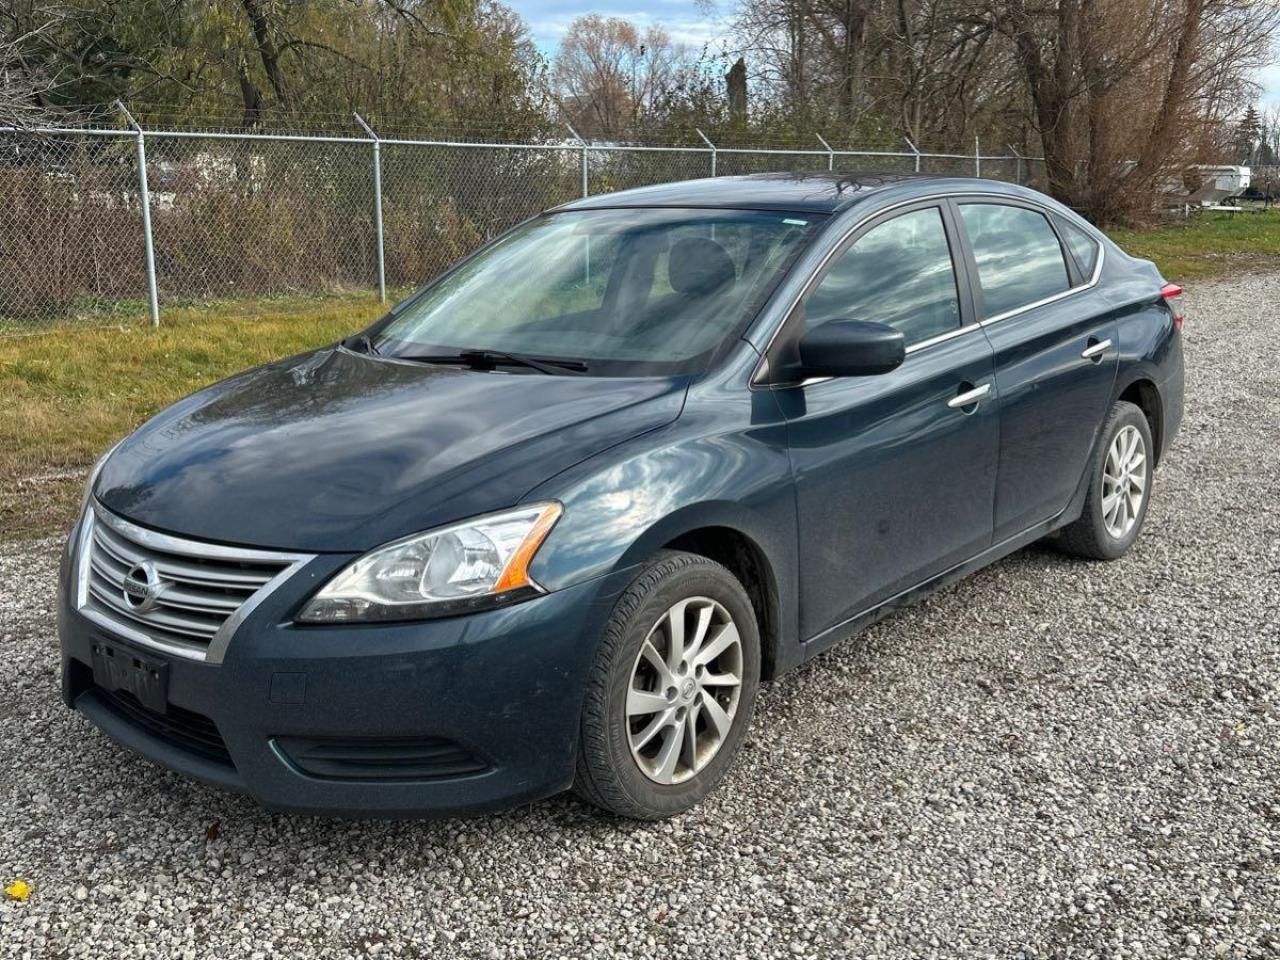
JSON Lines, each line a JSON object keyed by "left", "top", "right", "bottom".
{"left": 904, "top": 322, "right": 976, "bottom": 354}
{"left": 751, "top": 190, "right": 1107, "bottom": 389}
{"left": 73, "top": 503, "right": 315, "bottom": 664}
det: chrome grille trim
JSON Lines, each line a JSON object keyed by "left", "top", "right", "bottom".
{"left": 73, "top": 504, "right": 314, "bottom": 663}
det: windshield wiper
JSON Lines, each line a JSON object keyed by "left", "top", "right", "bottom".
{"left": 398, "top": 349, "right": 589, "bottom": 375}
{"left": 463, "top": 350, "right": 589, "bottom": 374}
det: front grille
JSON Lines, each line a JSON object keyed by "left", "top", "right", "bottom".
{"left": 96, "top": 687, "right": 233, "bottom": 765}
{"left": 75, "top": 505, "right": 309, "bottom": 661}
{"left": 273, "top": 737, "right": 490, "bottom": 781}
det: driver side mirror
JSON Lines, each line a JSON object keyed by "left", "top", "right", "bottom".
{"left": 790, "top": 319, "right": 906, "bottom": 379}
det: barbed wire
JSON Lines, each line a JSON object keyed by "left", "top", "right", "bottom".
{"left": 21, "top": 106, "right": 1045, "bottom": 155}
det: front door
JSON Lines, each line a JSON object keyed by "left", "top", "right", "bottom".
{"left": 772, "top": 203, "right": 1000, "bottom": 641}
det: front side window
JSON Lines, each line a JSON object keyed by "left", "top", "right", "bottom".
{"left": 373, "top": 208, "right": 824, "bottom": 376}
{"left": 959, "top": 203, "right": 1070, "bottom": 317}
{"left": 804, "top": 206, "right": 961, "bottom": 345}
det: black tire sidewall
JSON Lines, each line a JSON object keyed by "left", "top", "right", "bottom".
{"left": 595, "top": 556, "right": 760, "bottom": 818}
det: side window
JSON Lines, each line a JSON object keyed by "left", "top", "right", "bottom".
{"left": 959, "top": 203, "right": 1070, "bottom": 317}
{"left": 1058, "top": 218, "right": 1101, "bottom": 280}
{"left": 805, "top": 207, "right": 960, "bottom": 345}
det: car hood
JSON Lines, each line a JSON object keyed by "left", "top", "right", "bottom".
{"left": 95, "top": 347, "right": 687, "bottom": 552}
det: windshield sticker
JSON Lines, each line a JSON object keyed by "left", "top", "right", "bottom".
{"left": 782, "top": 218, "right": 808, "bottom": 226}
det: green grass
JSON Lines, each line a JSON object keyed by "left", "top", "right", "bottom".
{"left": 1106, "top": 208, "right": 1280, "bottom": 280}
{"left": 0, "top": 291, "right": 386, "bottom": 540}
{"left": 2, "top": 209, "right": 1278, "bottom": 541}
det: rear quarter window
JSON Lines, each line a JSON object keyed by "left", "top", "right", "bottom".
{"left": 1058, "top": 218, "right": 1102, "bottom": 280}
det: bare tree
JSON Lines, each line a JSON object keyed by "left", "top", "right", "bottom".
{"left": 961, "top": 0, "right": 1277, "bottom": 221}
{"left": 733, "top": 0, "right": 1024, "bottom": 143}
{"left": 731, "top": 0, "right": 1276, "bottom": 220}
{"left": 1253, "top": 103, "right": 1280, "bottom": 195}
{"left": 552, "top": 15, "right": 698, "bottom": 139}
{"left": 0, "top": 19, "right": 58, "bottom": 129}
{"left": 1262, "top": 103, "right": 1280, "bottom": 161}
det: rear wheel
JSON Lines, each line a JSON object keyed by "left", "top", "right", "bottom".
{"left": 574, "top": 551, "right": 760, "bottom": 819}
{"left": 1057, "top": 400, "right": 1153, "bottom": 560}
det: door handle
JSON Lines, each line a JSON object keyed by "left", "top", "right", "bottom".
{"left": 1081, "top": 338, "right": 1113, "bottom": 360}
{"left": 947, "top": 383, "right": 991, "bottom": 409}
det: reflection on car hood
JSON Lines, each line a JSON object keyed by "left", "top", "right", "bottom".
{"left": 96, "top": 347, "right": 688, "bottom": 552}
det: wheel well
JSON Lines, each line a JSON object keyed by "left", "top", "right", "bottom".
{"left": 1118, "top": 379, "right": 1163, "bottom": 466}
{"left": 663, "top": 527, "right": 781, "bottom": 680}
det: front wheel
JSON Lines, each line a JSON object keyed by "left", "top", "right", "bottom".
{"left": 574, "top": 551, "right": 760, "bottom": 819}
{"left": 1057, "top": 400, "right": 1154, "bottom": 560}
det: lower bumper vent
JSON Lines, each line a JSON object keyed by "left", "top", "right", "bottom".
{"left": 96, "top": 687, "right": 233, "bottom": 766}
{"left": 274, "top": 736, "right": 489, "bottom": 781}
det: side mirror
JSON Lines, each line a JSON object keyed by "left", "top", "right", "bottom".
{"left": 793, "top": 319, "right": 905, "bottom": 379}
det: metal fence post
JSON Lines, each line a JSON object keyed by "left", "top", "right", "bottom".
{"left": 815, "top": 134, "right": 835, "bottom": 171}
{"left": 696, "top": 128, "right": 717, "bottom": 177}
{"left": 904, "top": 136, "right": 922, "bottom": 173}
{"left": 1007, "top": 144, "right": 1024, "bottom": 185}
{"left": 975, "top": 136, "right": 981, "bottom": 177}
{"left": 354, "top": 114, "right": 386, "bottom": 303}
{"left": 566, "top": 123, "right": 588, "bottom": 197}
{"left": 116, "top": 101, "right": 159, "bottom": 326}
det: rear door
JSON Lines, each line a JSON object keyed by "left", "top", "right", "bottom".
{"left": 952, "top": 201, "right": 1118, "bottom": 540}
{"left": 772, "top": 202, "right": 999, "bottom": 641}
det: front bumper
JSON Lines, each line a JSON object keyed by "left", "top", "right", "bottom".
{"left": 57, "top": 521, "right": 632, "bottom": 817}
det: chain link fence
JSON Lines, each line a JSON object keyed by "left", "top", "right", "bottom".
{"left": 0, "top": 122, "right": 1043, "bottom": 335}
{"left": 1, "top": 131, "right": 148, "bottom": 326}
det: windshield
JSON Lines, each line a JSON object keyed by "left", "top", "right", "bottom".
{"left": 371, "top": 207, "right": 825, "bottom": 376}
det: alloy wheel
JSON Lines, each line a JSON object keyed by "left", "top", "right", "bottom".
{"left": 626, "top": 597, "right": 744, "bottom": 785}
{"left": 1102, "top": 424, "right": 1147, "bottom": 539}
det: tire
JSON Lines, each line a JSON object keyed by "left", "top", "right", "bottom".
{"left": 574, "top": 550, "right": 761, "bottom": 819}
{"left": 1056, "top": 400, "right": 1154, "bottom": 560}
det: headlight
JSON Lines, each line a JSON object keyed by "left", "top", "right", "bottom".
{"left": 296, "top": 502, "right": 562, "bottom": 623}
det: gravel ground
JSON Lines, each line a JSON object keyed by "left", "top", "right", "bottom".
{"left": 2, "top": 273, "right": 1278, "bottom": 960}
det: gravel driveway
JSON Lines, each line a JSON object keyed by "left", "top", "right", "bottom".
{"left": 2, "top": 273, "right": 1278, "bottom": 959}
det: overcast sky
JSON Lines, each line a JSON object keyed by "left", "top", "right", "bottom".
{"left": 520, "top": 0, "right": 732, "bottom": 53}
{"left": 514, "top": 0, "right": 1280, "bottom": 107}
{"left": 1259, "top": 62, "right": 1280, "bottom": 106}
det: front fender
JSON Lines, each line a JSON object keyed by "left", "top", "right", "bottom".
{"left": 523, "top": 390, "right": 801, "bottom": 670}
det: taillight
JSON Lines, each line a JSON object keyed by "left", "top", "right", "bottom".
{"left": 1161, "top": 283, "right": 1185, "bottom": 331}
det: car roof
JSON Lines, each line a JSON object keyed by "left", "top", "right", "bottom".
{"left": 556, "top": 171, "right": 1043, "bottom": 215}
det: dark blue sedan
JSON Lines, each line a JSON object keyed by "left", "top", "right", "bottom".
{"left": 58, "top": 173, "right": 1185, "bottom": 819}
